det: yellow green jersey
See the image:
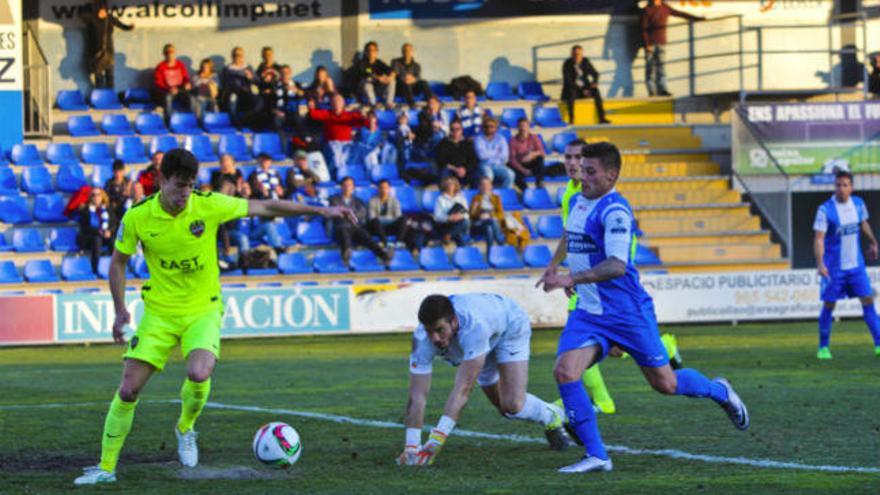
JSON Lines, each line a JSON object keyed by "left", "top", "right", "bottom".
{"left": 561, "top": 179, "right": 582, "bottom": 223}
{"left": 115, "top": 191, "right": 249, "bottom": 315}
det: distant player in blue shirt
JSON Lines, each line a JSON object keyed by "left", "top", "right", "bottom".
{"left": 537, "top": 142, "right": 749, "bottom": 474}
{"left": 813, "top": 170, "right": 880, "bottom": 360}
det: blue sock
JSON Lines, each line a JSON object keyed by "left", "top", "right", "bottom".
{"left": 862, "top": 305, "right": 880, "bottom": 346}
{"left": 819, "top": 306, "right": 833, "bottom": 348}
{"left": 558, "top": 380, "right": 608, "bottom": 460}
{"left": 674, "top": 369, "right": 729, "bottom": 404}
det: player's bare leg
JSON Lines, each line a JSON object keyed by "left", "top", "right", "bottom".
{"left": 176, "top": 349, "right": 216, "bottom": 468}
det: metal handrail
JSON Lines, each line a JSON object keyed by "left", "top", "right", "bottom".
{"left": 23, "top": 28, "right": 51, "bottom": 139}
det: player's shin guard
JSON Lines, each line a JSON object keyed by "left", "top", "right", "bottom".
{"left": 178, "top": 378, "right": 211, "bottom": 433}
{"left": 504, "top": 393, "right": 555, "bottom": 425}
{"left": 819, "top": 306, "right": 833, "bottom": 348}
{"left": 558, "top": 380, "right": 608, "bottom": 460}
{"left": 674, "top": 369, "right": 729, "bottom": 404}
{"left": 861, "top": 305, "right": 880, "bottom": 346}
{"left": 99, "top": 393, "right": 139, "bottom": 472}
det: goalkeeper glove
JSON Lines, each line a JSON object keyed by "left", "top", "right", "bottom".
{"left": 396, "top": 428, "right": 421, "bottom": 466}
{"left": 415, "top": 415, "right": 455, "bottom": 466}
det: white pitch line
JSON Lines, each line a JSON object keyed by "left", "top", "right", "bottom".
{"left": 2, "top": 399, "right": 878, "bottom": 474}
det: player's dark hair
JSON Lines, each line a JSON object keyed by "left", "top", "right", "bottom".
{"left": 160, "top": 149, "right": 199, "bottom": 181}
{"left": 582, "top": 141, "right": 621, "bottom": 172}
{"left": 835, "top": 169, "right": 854, "bottom": 183}
{"left": 418, "top": 295, "right": 455, "bottom": 327}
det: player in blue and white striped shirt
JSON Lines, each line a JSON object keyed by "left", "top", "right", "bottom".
{"left": 813, "top": 170, "right": 880, "bottom": 359}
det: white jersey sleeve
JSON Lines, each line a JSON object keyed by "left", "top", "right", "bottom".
{"left": 813, "top": 205, "right": 828, "bottom": 233}
{"left": 456, "top": 311, "right": 492, "bottom": 362}
{"left": 859, "top": 200, "right": 869, "bottom": 221}
{"left": 602, "top": 206, "right": 633, "bottom": 263}
{"left": 408, "top": 325, "right": 435, "bottom": 375}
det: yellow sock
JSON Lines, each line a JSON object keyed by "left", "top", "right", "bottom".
{"left": 178, "top": 378, "right": 211, "bottom": 433}
{"left": 99, "top": 393, "right": 138, "bottom": 472}
{"left": 582, "top": 365, "right": 615, "bottom": 414}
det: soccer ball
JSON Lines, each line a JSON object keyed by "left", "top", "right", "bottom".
{"left": 253, "top": 422, "right": 302, "bottom": 468}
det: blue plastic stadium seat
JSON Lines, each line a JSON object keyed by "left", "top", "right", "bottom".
{"left": 523, "top": 244, "right": 553, "bottom": 268}
{"left": 354, "top": 185, "right": 376, "bottom": 204}
{"left": 115, "top": 136, "right": 149, "bottom": 164}
{"left": 252, "top": 133, "right": 286, "bottom": 161}
{"left": 375, "top": 110, "right": 397, "bottom": 131}
{"left": 453, "top": 246, "right": 490, "bottom": 270}
{"left": 634, "top": 244, "right": 662, "bottom": 266}
{"left": 485, "top": 82, "right": 518, "bottom": 101}
{"left": 56, "top": 163, "right": 88, "bottom": 192}
{"left": 101, "top": 113, "right": 134, "bottom": 136}
{"left": 0, "top": 233, "right": 10, "bottom": 252}
{"left": 496, "top": 188, "right": 523, "bottom": 211}
{"left": 10, "top": 144, "right": 43, "bottom": 166}
{"left": 218, "top": 133, "right": 251, "bottom": 162}
{"left": 22, "top": 166, "right": 54, "bottom": 195}
{"left": 394, "top": 186, "right": 419, "bottom": 214}
{"left": 537, "top": 215, "right": 564, "bottom": 238}
{"left": 56, "top": 90, "right": 88, "bottom": 111}
{"left": 34, "top": 193, "right": 68, "bottom": 223}
{"left": 533, "top": 107, "right": 567, "bottom": 128}
{"left": 517, "top": 81, "right": 550, "bottom": 102}
{"left": 81, "top": 142, "right": 114, "bottom": 166}
{"left": 489, "top": 245, "right": 524, "bottom": 269}
{"left": 203, "top": 112, "right": 236, "bottom": 134}
{"left": 0, "top": 195, "right": 32, "bottom": 224}
{"left": 350, "top": 249, "right": 386, "bottom": 272}
{"left": 130, "top": 254, "right": 150, "bottom": 278}
{"left": 313, "top": 249, "right": 349, "bottom": 273}
{"left": 97, "top": 256, "right": 132, "bottom": 279}
{"left": 0, "top": 165, "right": 17, "bottom": 195}
{"left": 90, "top": 165, "right": 112, "bottom": 187}
{"left": 90, "top": 88, "right": 123, "bottom": 110}
{"left": 552, "top": 131, "right": 578, "bottom": 153}
{"left": 406, "top": 109, "right": 420, "bottom": 128}
{"left": 135, "top": 113, "right": 169, "bottom": 135}
{"left": 500, "top": 107, "right": 528, "bottom": 129}
{"left": 278, "top": 252, "right": 312, "bottom": 274}
{"left": 337, "top": 164, "right": 368, "bottom": 185}
{"left": 150, "top": 135, "right": 179, "bottom": 155}
{"left": 170, "top": 112, "right": 203, "bottom": 135}
{"left": 389, "top": 250, "right": 420, "bottom": 271}
{"left": 24, "top": 259, "right": 58, "bottom": 283}
{"left": 185, "top": 135, "right": 219, "bottom": 162}
{"left": 0, "top": 260, "right": 21, "bottom": 283}
{"left": 274, "top": 220, "right": 297, "bottom": 247}
{"left": 296, "top": 217, "right": 330, "bottom": 245}
{"left": 67, "top": 115, "right": 101, "bottom": 137}
{"left": 420, "top": 189, "right": 440, "bottom": 213}
{"left": 429, "top": 82, "right": 455, "bottom": 102}
{"left": 523, "top": 188, "right": 555, "bottom": 210}
{"left": 62, "top": 256, "right": 97, "bottom": 281}
{"left": 46, "top": 143, "right": 79, "bottom": 167}
{"left": 123, "top": 88, "right": 154, "bottom": 110}
{"left": 419, "top": 246, "right": 454, "bottom": 271}
{"left": 370, "top": 163, "right": 402, "bottom": 185}
{"left": 49, "top": 227, "right": 78, "bottom": 252}
{"left": 12, "top": 228, "right": 45, "bottom": 252}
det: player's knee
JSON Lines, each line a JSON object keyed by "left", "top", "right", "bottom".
{"left": 553, "top": 363, "right": 580, "bottom": 384}
{"left": 117, "top": 384, "right": 142, "bottom": 402}
{"left": 187, "top": 368, "right": 212, "bottom": 383}
{"left": 499, "top": 397, "right": 524, "bottom": 416}
{"left": 650, "top": 376, "right": 677, "bottom": 395}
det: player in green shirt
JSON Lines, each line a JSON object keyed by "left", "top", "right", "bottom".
{"left": 75, "top": 150, "right": 356, "bottom": 485}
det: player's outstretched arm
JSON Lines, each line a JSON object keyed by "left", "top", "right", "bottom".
{"left": 861, "top": 220, "right": 879, "bottom": 261}
{"left": 247, "top": 200, "right": 358, "bottom": 223}
{"left": 108, "top": 249, "right": 131, "bottom": 345}
{"left": 399, "top": 372, "right": 432, "bottom": 466}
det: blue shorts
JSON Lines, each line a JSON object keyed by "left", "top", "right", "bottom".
{"left": 820, "top": 268, "right": 873, "bottom": 302}
{"left": 558, "top": 305, "right": 669, "bottom": 368}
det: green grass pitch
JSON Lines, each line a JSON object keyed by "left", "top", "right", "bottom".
{"left": 1, "top": 320, "right": 878, "bottom": 494}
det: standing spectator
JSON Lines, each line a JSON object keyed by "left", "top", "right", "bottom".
{"left": 641, "top": 0, "right": 704, "bottom": 96}
{"left": 391, "top": 43, "right": 433, "bottom": 107}
{"left": 562, "top": 45, "right": 610, "bottom": 124}
{"left": 457, "top": 90, "right": 487, "bottom": 138}
{"left": 474, "top": 116, "right": 513, "bottom": 189}
{"left": 330, "top": 176, "right": 391, "bottom": 264}
{"left": 434, "top": 120, "right": 478, "bottom": 187}
{"left": 191, "top": 58, "right": 219, "bottom": 117}
{"left": 210, "top": 154, "right": 251, "bottom": 262}
{"left": 286, "top": 150, "right": 321, "bottom": 199}
{"left": 77, "top": 188, "right": 113, "bottom": 272}
{"left": 307, "top": 65, "right": 337, "bottom": 103}
{"left": 433, "top": 176, "right": 471, "bottom": 246}
{"left": 469, "top": 176, "right": 505, "bottom": 250}
{"left": 415, "top": 95, "right": 449, "bottom": 157}
{"left": 103, "top": 159, "right": 131, "bottom": 232}
{"left": 368, "top": 179, "right": 406, "bottom": 248}
{"left": 132, "top": 151, "right": 162, "bottom": 202}
{"left": 508, "top": 117, "right": 546, "bottom": 190}
{"left": 270, "top": 64, "right": 305, "bottom": 132}
{"left": 221, "top": 46, "right": 262, "bottom": 126}
{"left": 354, "top": 41, "right": 396, "bottom": 108}
{"left": 256, "top": 46, "right": 282, "bottom": 90}
{"left": 308, "top": 94, "right": 368, "bottom": 175}
{"left": 80, "top": 0, "right": 133, "bottom": 89}
{"left": 869, "top": 53, "right": 880, "bottom": 98}
{"left": 153, "top": 44, "right": 196, "bottom": 120}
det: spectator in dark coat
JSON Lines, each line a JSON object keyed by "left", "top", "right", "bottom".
{"left": 641, "top": 0, "right": 704, "bottom": 96}
{"left": 77, "top": 188, "right": 113, "bottom": 272}
{"left": 391, "top": 43, "right": 433, "bottom": 107}
{"left": 102, "top": 159, "right": 131, "bottom": 232}
{"left": 80, "top": 0, "right": 133, "bottom": 89}
{"left": 869, "top": 53, "right": 880, "bottom": 98}
{"left": 561, "top": 45, "right": 610, "bottom": 124}
{"left": 435, "top": 120, "right": 478, "bottom": 188}
{"left": 415, "top": 95, "right": 449, "bottom": 156}
{"left": 221, "top": 46, "right": 263, "bottom": 126}
{"left": 329, "top": 176, "right": 391, "bottom": 264}
{"left": 354, "top": 41, "right": 396, "bottom": 108}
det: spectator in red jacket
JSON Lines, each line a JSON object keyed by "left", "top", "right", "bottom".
{"left": 308, "top": 93, "right": 367, "bottom": 177}
{"left": 153, "top": 43, "right": 197, "bottom": 120}
{"left": 133, "top": 151, "right": 162, "bottom": 202}
{"left": 641, "top": 0, "right": 704, "bottom": 96}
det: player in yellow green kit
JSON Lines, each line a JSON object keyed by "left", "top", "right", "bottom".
{"left": 75, "top": 149, "right": 356, "bottom": 485}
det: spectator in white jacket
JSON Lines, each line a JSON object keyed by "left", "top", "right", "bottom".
{"left": 433, "top": 175, "right": 471, "bottom": 246}
{"left": 474, "top": 116, "right": 513, "bottom": 189}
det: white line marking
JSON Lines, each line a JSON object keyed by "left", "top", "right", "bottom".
{"left": 2, "top": 400, "right": 878, "bottom": 474}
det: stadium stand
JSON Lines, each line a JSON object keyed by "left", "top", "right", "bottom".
{"left": 0, "top": 166, "right": 17, "bottom": 195}
{"left": 21, "top": 166, "right": 54, "bottom": 195}
{"left": 61, "top": 257, "right": 98, "bottom": 281}
{"left": 135, "top": 113, "right": 169, "bottom": 135}
{"left": 101, "top": 114, "right": 135, "bottom": 136}
{"left": 485, "top": 82, "right": 518, "bottom": 102}
{"left": 24, "top": 259, "right": 59, "bottom": 282}
{"left": 0, "top": 260, "right": 22, "bottom": 283}
{"left": 46, "top": 143, "right": 80, "bottom": 166}
{"left": 203, "top": 112, "right": 237, "bottom": 134}
{"left": 56, "top": 164, "right": 89, "bottom": 192}
{"left": 517, "top": 81, "right": 550, "bottom": 101}
{"left": 488, "top": 245, "right": 524, "bottom": 269}
{"left": 10, "top": 143, "right": 44, "bottom": 166}
{"left": 169, "top": 112, "right": 203, "bottom": 135}
{"left": 453, "top": 246, "right": 490, "bottom": 271}
{"left": 67, "top": 115, "right": 101, "bottom": 137}
{"left": 122, "top": 88, "right": 154, "bottom": 110}
{"left": 114, "top": 136, "right": 149, "bottom": 164}
{"left": 81, "top": 142, "right": 115, "bottom": 166}
{"left": 90, "top": 89, "right": 124, "bottom": 110}
{"left": 56, "top": 90, "right": 89, "bottom": 111}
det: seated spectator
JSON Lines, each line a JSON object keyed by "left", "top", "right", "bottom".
{"left": 307, "top": 65, "right": 337, "bottom": 103}
{"left": 153, "top": 43, "right": 196, "bottom": 120}
{"left": 210, "top": 154, "right": 251, "bottom": 262}
{"left": 870, "top": 53, "right": 880, "bottom": 98}
{"left": 393, "top": 112, "right": 416, "bottom": 166}
{"left": 469, "top": 177, "right": 505, "bottom": 250}
{"left": 191, "top": 58, "right": 219, "bottom": 117}
{"left": 391, "top": 43, "right": 433, "bottom": 107}
{"left": 329, "top": 176, "right": 391, "bottom": 264}
{"left": 308, "top": 93, "right": 367, "bottom": 175}
{"left": 509, "top": 117, "right": 546, "bottom": 189}
{"left": 103, "top": 159, "right": 131, "bottom": 232}
{"left": 270, "top": 64, "right": 305, "bottom": 132}
{"left": 474, "top": 116, "right": 513, "bottom": 189}
{"left": 456, "top": 90, "right": 486, "bottom": 138}
{"left": 562, "top": 44, "right": 610, "bottom": 124}
{"left": 242, "top": 154, "right": 284, "bottom": 253}
{"left": 415, "top": 95, "right": 449, "bottom": 157}
{"left": 368, "top": 179, "right": 406, "bottom": 248}
{"left": 435, "top": 120, "right": 478, "bottom": 187}
{"left": 350, "top": 111, "right": 387, "bottom": 167}
{"left": 221, "top": 46, "right": 263, "bottom": 126}
{"left": 433, "top": 176, "right": 470, "bottom": 246}
{"left": 354, "top": 41, "right": 396, "bottom": 108}
{"left": 286, "top": 150, "right": 320, "bottom": 200}
{"left": 77, "top": 188, "right": 113, "bottom": 272}
{"left": 133, "top": 151, "right": 162, "bottom": 202}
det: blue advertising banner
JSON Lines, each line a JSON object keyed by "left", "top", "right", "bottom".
{"left": 368, "top": 0, "right": 622, "bottom": 20}
{"left": 55, "top": 287, "right": 351, "bottom": 343}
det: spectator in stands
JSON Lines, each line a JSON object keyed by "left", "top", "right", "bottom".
{"left": 870, "top": 53, "right": 880, "bottom": 98}
{"left": 80, "top": 0, "right": 133, "bottom": 89}
{"left": 434, "top": 176, "right": 471, "bottom": 246}
{"left": 641, "top": 0, "right": 704, "bottom": 96}
{"left": 457, "top": 90, "right": 486, "bottom": 138}
{"left": 271, "top": 64, "right": 305, "bottom": 132}
{"left": 391, "top": 43, "right": 433, "bottom": 107}
{"left": 307, "top": 66, "right": 337, "bottom": 103}
{"left": 210, "top": 154, "right": 251, "bottom": 262}
{"left": 103, "top": 159, "right": 131, "bottom": 232}
{"left": 221, "top": 46, "right": 262, "bottom": 126}
{"left": 153, "top": 43, "right": 197, "bottom": 120}
{"left": 562, "top": 44, "right": 610, "bottom": 124}
{"left": 133, "top": 151, "right": 162, "bottom": 202}
{"left": 330, "top": 176, "right": 392, "bottom": 264}
{"left": 368, "top": 179, "right": 406, "bottom": 248}
{"left": 256, "top": 46, "right": 282, "bottom": 90}
{"left": 474, "top": 116, "right": 513, "bottom": 189}
{"left": 394, "top": 112, "right": 416, "bottom": 166}
{"left": 352, "top": 111, "right": 395, "bottom": 167}
{"left": 191, "top": 58, "right": 219, "bottom": 117}
{"left": 77, "top": 187, "right": 113, "bottom": 272}
{"left": 354, "top": 41, "right": 396, "bottom": 108}
{"left": 415, "top": 95, "right": 449, "bottom": 157}
{"left": 435, "top": 119, "right": 478, "bottom": 187}
{"left": 469, "top": 176, "right": 505, "bottom": 250}
{"left": 286, "top": 150, "right": 320, "bottom": 200}
{"left": 508, "top": 117, "right": 546, "bottom": 190}
{"left": 308, "top": 94, "right": 367, "bottom": 176}
{"left": 248, "top": 153, "right": 285, "bottom": 200}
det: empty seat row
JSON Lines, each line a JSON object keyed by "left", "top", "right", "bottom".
{"left": 0, "top": 194, "right": 67, "bottom": 224}
{"left": 498, "top": 106, "right": 567, "bottom": 129}
{"left": 0, "top": 257, "right": 93, "bottom": 283}
{"left": 0, "top": 227, "right": 79, "bottom": 253}
{"left": 57, "top": 88, "right": 153, "bottom": 111}
{"left": 68, "top": 112, "right": 238, "bottom": 138}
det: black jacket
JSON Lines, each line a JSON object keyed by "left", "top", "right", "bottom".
{"left": 434, "top": 138, "right": 478, "bottom": 176}
{"left": 329, "top": 194, "right": 368, "bottom": 226}
{"left": 81, "top": 8, "right": 133, "bottom": 72}
{"left": 561, "top": 57, "right": 599, "bottom": 100}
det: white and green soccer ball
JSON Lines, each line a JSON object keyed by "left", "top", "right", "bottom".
{"left": 253, "top": 422, "right": 302, "bottom": 468}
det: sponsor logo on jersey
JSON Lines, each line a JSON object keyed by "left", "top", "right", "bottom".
{"left": 567, "top": 231, "right": 599, "bottom": 254}
{"left": 190, "top": 219, "right": 206, "bottom": 238}
{"left": 837, "top": 223, "right": 859, "bottom": 236}
{"left": 159, "top": 255, "right": 204, "bottom": 274}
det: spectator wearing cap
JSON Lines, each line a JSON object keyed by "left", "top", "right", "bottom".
{"left": 330, "top": 176, "right": 392, "bottom": 265}
{"left": 474, "top": 116, "right": 513, "bottom": 189}
{"left": 308, "top": 93, "right": 368, "bottom": 176}
{"left": 391, "top": 43, "right": 433, "bottom": 107}
{"left": 508, "top": 117, "right": 546, "bottom": 190}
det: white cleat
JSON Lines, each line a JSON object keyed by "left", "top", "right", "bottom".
{"left": 714, "top": 378, "right": 750, "bottom": 431}
{"left": 175, "top": 426, "right": 199, "bottom": 467}
{"left": 558, "top": 455, "right": 613, "bottom": 474}
{"left": 73, "top": 465, "right": 116, "bottom": 485}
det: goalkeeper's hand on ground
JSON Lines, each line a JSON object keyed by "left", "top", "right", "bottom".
{"left": 415, "top": 429, "right": 448, "bottom": 466}
{"left": 396, "top": 444, "right": 420, "bottom": 466}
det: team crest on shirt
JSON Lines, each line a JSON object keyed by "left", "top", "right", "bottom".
{"left": 189, "top": 219, "right": 206, "bottom": 238}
